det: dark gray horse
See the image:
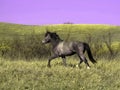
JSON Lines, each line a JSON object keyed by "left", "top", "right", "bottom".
{"left": 42, "top": 31, "right": 96, "bottom": 69}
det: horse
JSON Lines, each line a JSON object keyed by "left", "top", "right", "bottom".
{"left": 42, "top": 31, "right": 96, "bottom": 69}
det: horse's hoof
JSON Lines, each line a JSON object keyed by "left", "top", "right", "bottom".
{"left": 47, "top": 65, "right": 51, "bottom": 68}
{"left": 87, "top": 66, "right": 90, "bottom": 69}
{"left": 76, "top": 65, "right": 78, "bottom": 67}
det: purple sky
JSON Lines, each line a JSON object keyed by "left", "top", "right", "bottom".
{"left": 0, "top": 0, "right": 120, "bottom": 25}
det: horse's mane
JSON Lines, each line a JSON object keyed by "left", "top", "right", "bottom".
{"left": 45, "top": 31, "right": 61, "bottom": 40}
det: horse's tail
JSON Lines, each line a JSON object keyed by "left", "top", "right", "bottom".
{"left": 84, "top": 43, "right": 97, "bottom": 64}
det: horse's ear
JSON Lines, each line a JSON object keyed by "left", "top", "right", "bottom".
{"left": 46, "top": 29, "right": 49, "bottom": 32}
{"left": 46, "top": 29, "right": 51, "bottom": 34}
{"left": 53, "top": 31, "right": 56, "bottom": 34}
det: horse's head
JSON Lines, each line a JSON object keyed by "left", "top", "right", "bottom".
{"left": 42, "top": 31, "right": 60, "bottom": 44}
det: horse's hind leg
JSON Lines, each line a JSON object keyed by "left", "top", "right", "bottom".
{"left": 81, "top": 55, "right": 90, "bottom": 69}
{"left": 78, "top": 57, "right": 83, "bottom": 68}
{"left": 78, "top": 54, "right": 90, "bottom": 69}
{"left": 75, "top": 46, "right": 90, "bottom": 69}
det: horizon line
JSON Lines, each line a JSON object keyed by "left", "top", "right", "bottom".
{"left": 0, "top": 22, "right": 119, "bottom": 26}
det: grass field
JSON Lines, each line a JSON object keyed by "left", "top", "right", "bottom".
{"left": 0, "top": 23, "right": 120, "bottom": 90}
{"left": 0, "top": 58, "right": 120, "bottom": 90}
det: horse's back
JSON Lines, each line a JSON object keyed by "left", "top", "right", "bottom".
{"left": 55, "top": 41, "right": 76, "bottom": 56}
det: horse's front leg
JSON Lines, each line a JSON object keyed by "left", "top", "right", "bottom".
{"left": 61, "top": 56, "right": 67, "bottom": 66}
{"left": 48, "top": 55, "right": 58, "bottom": 67}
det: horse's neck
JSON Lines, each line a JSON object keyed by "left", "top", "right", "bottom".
{"left": 51, "top": 39, "right": 62, "bottom": 48}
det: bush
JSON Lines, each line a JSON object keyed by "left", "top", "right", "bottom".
{"left": 0, "top": 34, "right": 51, "bottom": 60}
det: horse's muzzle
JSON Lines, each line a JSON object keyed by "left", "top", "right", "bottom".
{"left": 42, "top": 40, "right": 46, "bottom": 44}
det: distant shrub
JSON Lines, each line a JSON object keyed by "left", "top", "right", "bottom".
{"left": 0, "top": 40, "right": 11, "bottom": 57}
{"left": 63, "top": 22, "right": 74, "bottom": 24}
{"left": 0, "top": 34, "right": 51, "bottom": 60}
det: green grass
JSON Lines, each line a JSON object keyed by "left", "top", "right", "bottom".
{"left": 0, "top": 58, "right": 120, "bottom": 90}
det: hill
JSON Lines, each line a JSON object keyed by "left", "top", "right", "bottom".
{"left": 0, "top": 22, "right": 120, "bottom": 59}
